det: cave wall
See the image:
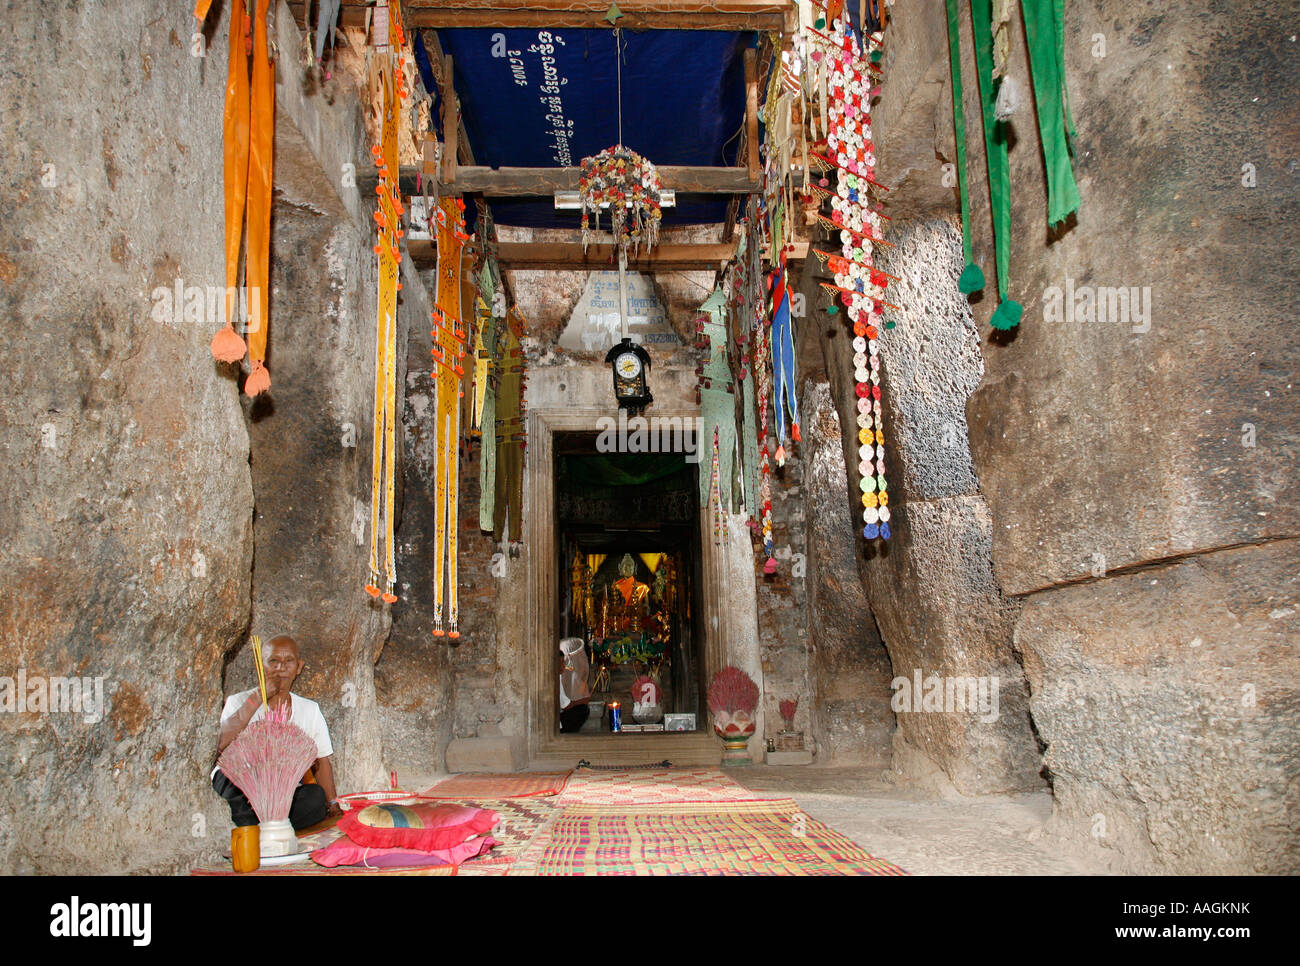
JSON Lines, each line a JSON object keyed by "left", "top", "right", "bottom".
{"left": 0, "top": 1, "right": 248, "bottom": 873}
{"left": 870, "top": 0, "right": 1299, "bottom": 868}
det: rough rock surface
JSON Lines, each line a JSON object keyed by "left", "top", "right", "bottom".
{"left": 801, "top": 383, "right": 895, "bottom": 765}
{"left": 0, "top": 2, "right": 248, "bottom": 873}
{"left": 799, "top": 219, "right": 1042, "bottom": 794}
{"left": 871, "top": 0, "right": 1300, "bottom": 868}
{"left": 1017, "top": 539, "right": 1300, "bottom": 874}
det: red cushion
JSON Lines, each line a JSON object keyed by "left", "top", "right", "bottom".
{"left": 311, "top": 834, "right": 498, "bottom": 869}
{"left": 338, "top": 802, "right": 500, "bottom": 852}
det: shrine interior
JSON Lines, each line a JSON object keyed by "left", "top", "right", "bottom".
{"left": 1, "top": 0, "right": 1296, "bottom": 881}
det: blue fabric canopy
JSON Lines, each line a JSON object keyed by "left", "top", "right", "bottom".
{"left": 437, "top": 27, "right": 755, "bottom": 228}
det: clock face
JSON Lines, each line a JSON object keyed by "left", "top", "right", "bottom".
{"left": 615, "top": 351, "right": 643, "bottom": 380}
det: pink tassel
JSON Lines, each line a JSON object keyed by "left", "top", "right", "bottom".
{"left": 211, "top": 325, "right": 247, "bottom": 363}
{"left": 244, "top": 359, "right": 271, "bottom": 396}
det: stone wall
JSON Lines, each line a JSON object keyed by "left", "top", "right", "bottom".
{"left": 870, "top": 0, "right": 1300, "bottom": 868}
{"left": 0, "top": 2, "right": 246, "bottom": 873}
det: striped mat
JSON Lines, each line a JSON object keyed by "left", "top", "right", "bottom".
{"left": 557, "top": 766, "right": 782, "bottom": 806}
{"left": 508, "top": 798, "right": 908, "bottom": 876}
{"left": 422, "top": 770, "right": 572, "bottom": 799}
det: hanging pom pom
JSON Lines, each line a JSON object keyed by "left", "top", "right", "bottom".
{"left": 763, "top": 557, "right": 778, "bottom": 576}
{"left": 958, "top": 263, "right": 986, "bottom": 294}
{"left": 791, "top": 422, "right": 802, "bottom": 443}
{"left": 990, "top": 298, "right": 1023, "bottom": 330}
{"left": 364, "top": 584, "right": 381, "bottom": 598}
{"left": 211, "top": 325, "right": 247, "bottom": 363}
{"left": 381, "top": 591, "right": 398, "bottom": 603}
{"left": 448, "top": 630, "right": 460, "bottom": 640}
{"left": 244, "top": 359, "right": 271, "bottom": 396}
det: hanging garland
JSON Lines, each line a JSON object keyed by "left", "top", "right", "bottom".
{"left": 577, "top": 144, "right": 664, "bottom": 255}
{"left": 430, "top": 197, "right": 469, "bottom": 637}
{"left": 364, "top": 0, "right": 408, "bottom": 602}
{"left": 819, "top": 13, "right": 892, "bottom": 543}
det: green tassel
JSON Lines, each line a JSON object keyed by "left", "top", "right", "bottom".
{"left": 958, "top": 263, "right": 985, "bottom": 294}
{"left": 989, "top": 299, "right": 1022, "bottom": 330}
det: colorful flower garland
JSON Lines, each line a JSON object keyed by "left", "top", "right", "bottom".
{"left": 821, "top": 16, "right": 892, "bottom": 543}
{"left": 577, "top": 145, "right": 663, "bottom": 254}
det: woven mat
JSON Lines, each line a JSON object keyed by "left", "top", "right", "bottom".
{"left": 422, "top": 770, "right": 572, "bottom": 800}
{"left": 448, "top": 797, "right": 558, "bottom": 877}
{"left": 557, "top": 766, "right": 783, "bottom": 806}
{"left": 508, "top": 798, "right": 908, "bottom": 876}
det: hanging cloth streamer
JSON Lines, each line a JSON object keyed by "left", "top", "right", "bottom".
{"left": 493, "top": 316, "right": 526, "bottom": 544}
{"left": 944, "top": 0, "right": 986, "bottom": 294}
{"left": 364, "top": 1, "right": 406, "bottom": 603}
{"left": 970, "top": 0, "right": 1022, "bottom": 330}
{"left": 1021, "top": 0, "right": 1080, "bottom": 226}
{"left": 768, "top": 258, "right": 800, "bottom": 464}
{"left": 431, "top": 196, "right": 469, "bottom": 637}
{"left": 243, "top": 0, "right": 274, "bottom": 394}
{"left": 210, "top": 0, "right": 251, "bottom": 364}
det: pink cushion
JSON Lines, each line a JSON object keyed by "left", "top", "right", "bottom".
{"left": 338, "top": 802, "right": 500, "bottom": 851}
{"left": 312, "top": 834, "right": 498, "bottom": 869}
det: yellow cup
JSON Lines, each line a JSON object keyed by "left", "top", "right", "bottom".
{"left": 231, "top": 825, "right": 261, "bottom": 873}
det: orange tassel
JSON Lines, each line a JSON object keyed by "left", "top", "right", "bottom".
{"left": 432, "top": 628, "right": 446, "bottom": 637}
{"left": 448, "top": 631, "right": 460, "bottom": 640}
{"left": 381, "top": 591, "right": 398, "bottom": 603}
{"left": 364, "top": 584, "right": 381, "bottom": 598}
{"left": 244, "top": 359, "right": 271, "bottom": 396}
{"left": 792, "top": 422, "right": 802, "bottom": 443}
{"left": 211, "top": 325, "right": 247, "bottom": 363}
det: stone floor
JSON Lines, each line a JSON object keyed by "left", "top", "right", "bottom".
{"left": 395, "top": 764, "right": 1108, "bottom": 875}
{"left": 734, "top": 766, "right": 1107, "bottom": 875}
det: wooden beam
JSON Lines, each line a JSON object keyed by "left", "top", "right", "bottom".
{"left": 363, "top": 164, "right": 760, "bottom": 198}
{"left": 441, "top": 53, "right": 458, "bottom": 184}
{"left": 745, "top": 47, "right": 760, "bottom": 182}
{"left": 423, "top": 31, "right": 476, "bottom": 169}
{"left": 290, "top": 1, "right": 794, "bottom": 32}
{"left": 408, "top": 240, "right": 738, "bottom": 272}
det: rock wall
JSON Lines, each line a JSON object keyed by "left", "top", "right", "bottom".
{"left": 872, "top": 0, "right": 1300, "bottom": 867}
{"left": 0, "top": 2, "right": 247, "bottom": 873}
{"left": 801, "top": 382, "right": 896, "bottom": 765}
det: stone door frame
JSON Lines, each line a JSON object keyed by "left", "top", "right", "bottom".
{"left": 525, "top": 408, "right": 724, "bottom": 766}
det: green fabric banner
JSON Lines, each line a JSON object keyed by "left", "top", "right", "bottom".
{"left": 1023, "top": 0, "right": 1081, "bottom": 226}
{"left": 946, "top": 0, "right": 984, "bottom": 293}
{"left": 970, "top": 0, "right": 1022, "bottom": 329}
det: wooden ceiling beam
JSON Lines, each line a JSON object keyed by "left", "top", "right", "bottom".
{"left": 288, "top": 1, "right": 793, "bottom": 32}
{"left": 362, "top": 164, "right": 759, "bottom": 197}
{"left": 408, "top": 239, "right": 738, "bottom": 272}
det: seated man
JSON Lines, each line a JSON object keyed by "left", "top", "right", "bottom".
{"left": 211, "top": 635, "right": 342, "bottom": 830}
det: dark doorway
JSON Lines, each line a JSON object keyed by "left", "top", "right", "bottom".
{"left": 553, "top": 432, "right": 704, "bottom": 735}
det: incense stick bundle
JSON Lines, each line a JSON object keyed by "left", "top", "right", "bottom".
{"left": 216, "top": 706, "right": 318, "bottom": 823}
{"left": 251, "top": 634, "right": 268, "bottom": 707}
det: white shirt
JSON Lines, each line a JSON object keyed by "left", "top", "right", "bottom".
{"left": 212, "top": 689, "right": 333, "bottom": 779}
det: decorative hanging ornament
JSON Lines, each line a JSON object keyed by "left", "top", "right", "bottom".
{"left": 578, "top": 144, "right": 663, "bottom": 255}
